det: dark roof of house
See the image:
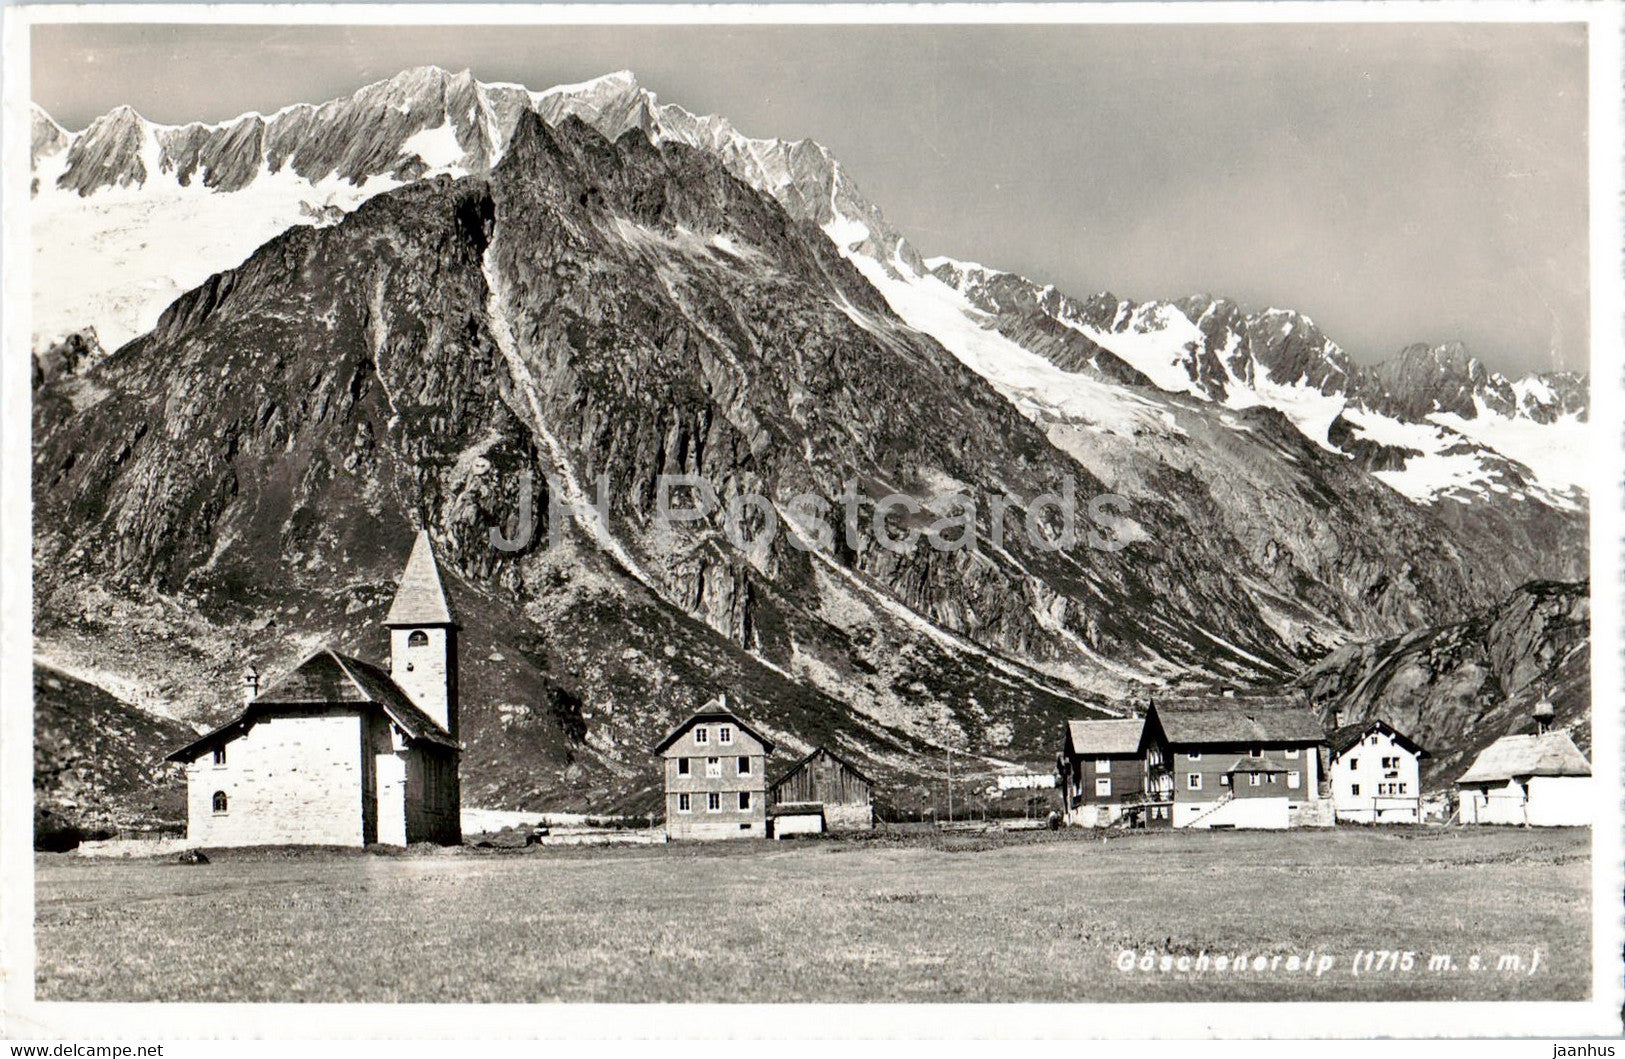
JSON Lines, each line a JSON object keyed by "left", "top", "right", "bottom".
{"left": 1225, "top": 757, "right": 1288, "bottom": 774}
{"left": 767, "top": 802, "right": 826, "bottom": 817}
{"left": 384, "top": 530, "right": 457, "bottom": 627}
{"left": 1456, "top": 731, "right": 1591, "bottom": 785}
{"left": 651, "top": 697, "right": 777, "bottom": 754}
{"left": 1064, "top": 718, "right": 1145, "bottom": 756}
{"left": 166, "top": 647, "right": 457, "bottom": 762}
{"left": 768, "top": 745, "right": 876, "bottom": 791}
{"left": 1328, "top": 718, "right": 1430, "bottom": 759}
{"left": 1150, "top": 697, "right": 1325, "bottom": 746}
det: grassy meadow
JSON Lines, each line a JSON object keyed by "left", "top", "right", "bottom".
{"left": 35, "top": 826, "right": 1589, "bottom": 1002}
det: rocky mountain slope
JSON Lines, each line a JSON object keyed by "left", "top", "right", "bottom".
{"left": 1296, "top": 580, "right": 1589, "bottom": 787}
{"left": 34, "top": 664, "right": 191, "bottom": 845}
{"left": 30, "top": 68, "right": 1589, "bottom": 808}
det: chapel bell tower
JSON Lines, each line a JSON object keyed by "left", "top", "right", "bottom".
{"left": 384, "top": 530, "right": 460, "bottom": 739}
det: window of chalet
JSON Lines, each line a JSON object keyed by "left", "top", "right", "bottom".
{"left": 678, "top": 793, "right": 691, "bottom": 812}
{"left": 707, "top": 792, "right": 721, "bottom": 812}
{"left": 1249, "top": 747, "right": 1263, "bottom": 758}
{"left": 695, "top": 727, "right": 708, "bottom": 745}
{"left": 1187, "top": 752, "right": 1201, "bottom": 761}
{"left": 737, "top": 756, "right": 751, "bottom": 776}
{"left": 1351, "top": 783, "right": 1361, "bottom": 796}
{"left": 211, "top": 791, "right": 229, "bottom": 814}
{"left": 719, "top": 726, "right": 733, "bottom": 745}
{"left": 1288, "top": 772, "right": 1301, "bottom": 789}
{"left": 1219, "top": 774, "right": 1230, "bottom": 787}
{"left": 678, "top": 758, "right": 691, "bottom": 776}
{"left": 1249, "top": 773, "right": 1262, "bottom": 787}
{"left": 1095, "top": 758, "right": 1110, "bottom": 774}
{"left": 212, "top": 745, "right": 227, "bottom": 767}
{"left": 738, "top": 792, "right": 751, "bottom": 810}
{"left": 1398, "top": 783, "right": 1407, "bottom": 795}
{"left": 1382, "top": 756, "right": 1399, "bottom": 770}
{"left": 1095, "top": 778, "right": 1111, "bottom": 797}
{"left": 706, "top": 757, "right": 722, "bottom": 778}
{"left": 1187, "top": 773, "right": 1202, "bottom": 790}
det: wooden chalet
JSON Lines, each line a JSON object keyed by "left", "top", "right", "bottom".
{"left": 652, "top": 696, "right": 775, "bottom": 840}
{"left": 1057, "top": 716, "right": 1167, "bottom": 827}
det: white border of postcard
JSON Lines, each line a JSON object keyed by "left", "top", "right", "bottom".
{"left": 2, "top": 0, "right": 1621, "bottom": 1040}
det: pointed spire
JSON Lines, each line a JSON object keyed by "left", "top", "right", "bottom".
{"left": 384, "top": 530, "right": 457, "bottom": 627}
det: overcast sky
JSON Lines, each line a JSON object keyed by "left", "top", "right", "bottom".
{"left": 32, "top": 21, "right": 1590, "bottom": 375}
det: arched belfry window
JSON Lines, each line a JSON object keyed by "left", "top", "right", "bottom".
{"left": 212, "top": 791, "right": 229, "bottom": 814}
{"left": 407, "top": 630, "right": 429, "bottom": 648}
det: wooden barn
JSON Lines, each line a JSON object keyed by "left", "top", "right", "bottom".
{"left": 767, "top": 746, "right": 875, "bottom": 835}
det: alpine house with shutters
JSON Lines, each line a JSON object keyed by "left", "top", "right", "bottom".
{"left": 166, "top": 531, "right": 463, "bottom": 848}
{"left": 653, "top": 696, "right": 775, "bottom": 840}
{"left": 1327, "top": 718, "right": 1430, "bottom": 824}
{"left": 1057, "top": 716, "right": 1168, "bottom": 828}
{"left": 1141, "top": 693, "right": 1330, "bottom": 830}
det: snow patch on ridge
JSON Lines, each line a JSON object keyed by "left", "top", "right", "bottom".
{"left": 1429, "top": 400, "right": 1588, "bottom": 496}
{"left": 1222, "top": 365, "right": 1346, "bottom": 452}
{"left": 839, "top": 253, "right": 1178, "bottom": 440}
{"left": 31, "top": 168, "right": 399, "bottom": 352}
{"left": 401, "top": 122, "right": 468, "bottom": 174}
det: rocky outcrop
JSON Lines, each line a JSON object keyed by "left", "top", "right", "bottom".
{"left": 1296, "top": 580, "right": 1589, "bottom": 785}
{"left": 31, "top": 329, "right": 105, "bottom": 388}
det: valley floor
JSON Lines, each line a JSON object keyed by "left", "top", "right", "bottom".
{"left": 35, "top": 826, "right": 1589, "bottom": 1003}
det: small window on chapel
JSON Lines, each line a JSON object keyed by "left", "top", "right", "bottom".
{"left": 212, "top": 791, "right": 229, "bottom": 814}
{"left": 407, "top": 630, "right": 429, "bottom": 648}
{"left": 212, "top": 745, "right": 227, "bottom": 767}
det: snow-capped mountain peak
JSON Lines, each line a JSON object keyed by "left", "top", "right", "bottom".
{"left": 31, "top": 66, "right": 1586, "bottom": 517}
{"left": 32, "top": 66, "right": 931, "bottom": 353}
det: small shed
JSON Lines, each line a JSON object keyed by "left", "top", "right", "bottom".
{"left": 1456, "top": 730, "right": 1591, "bottom": 827}
{"left": 767, "top": 802, "right": 825, "bottom": 839}
{"left": 768, "top": 746, "right": 875, "bottom": 832}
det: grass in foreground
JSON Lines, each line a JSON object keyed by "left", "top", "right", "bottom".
{"left": 35, "top": 825, "right": 1589, "bottom": 1002}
